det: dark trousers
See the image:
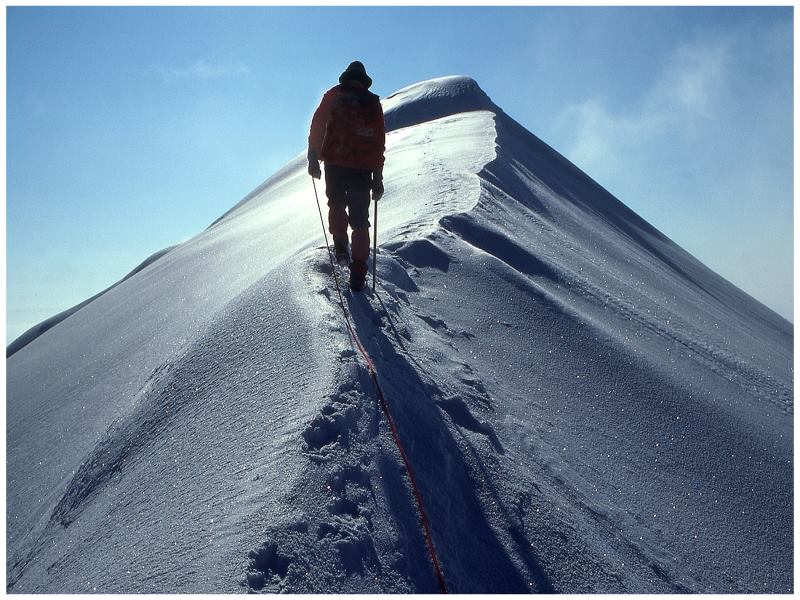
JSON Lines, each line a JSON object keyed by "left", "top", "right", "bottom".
{"left": 325, "top": 164, "right": 372, "bottom": 276}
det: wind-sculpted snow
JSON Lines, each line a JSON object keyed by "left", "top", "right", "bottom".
{"left": 6, "top": 245, "right": 175, "bottom": 358}
{"left": 383, "top": 76, "right": 497, "bottom": 132}
{"left": 7, "top": 76, "right": 792, "bottom": 593}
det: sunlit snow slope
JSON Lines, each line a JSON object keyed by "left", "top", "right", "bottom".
{"left": 7, "top": 76, "right": 792, "bottom": 593}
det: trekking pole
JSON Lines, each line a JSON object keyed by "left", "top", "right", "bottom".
{"left": 372, "top": 198, "right": 378, "bottom": 293}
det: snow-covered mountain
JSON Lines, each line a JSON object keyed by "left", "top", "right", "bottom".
{"left": 7, "top": 76, "right": 792, "bottom": 593}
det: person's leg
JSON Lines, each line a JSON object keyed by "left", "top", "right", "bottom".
{"left": 346, "top": 188, "right": 371, "bottom": 287}
{"left": 324, "top": 165, "right": 349, "bottom": 255}
{"left": 328, "top": 206, "right": 349, "bottom": 253}
{"left": 350, "top": 229, "right": 369, "bottom": 273}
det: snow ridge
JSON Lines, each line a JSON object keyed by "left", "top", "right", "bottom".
{"left": 383, "top": 76, "right": 497, "bottom": 131}
{"left": 6, "top": 245, "right": 175, "bottom": 357}
{"left": 6, "top": 76, "right": 793, "bottom": 593}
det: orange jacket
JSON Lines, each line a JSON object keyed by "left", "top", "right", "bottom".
{"left": 309, "top": 84, "right": 385, "bottom": 171}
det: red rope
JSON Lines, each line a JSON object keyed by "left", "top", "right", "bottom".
{"left": 312, "top": 179, "right": 448, "bottom": 593}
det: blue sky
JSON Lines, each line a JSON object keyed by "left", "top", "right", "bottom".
{"left": 6, "top": 6, "right": 794, "bottom": 342}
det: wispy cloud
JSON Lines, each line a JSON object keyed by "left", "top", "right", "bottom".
{"left": 557, "top": 25, "right": 792, "bottom": 319}
{"left": 150, "top": 60, "right": 250, "bottom": 82}
{"left": 560, "top": 37, "right": 732, "bottom": 180}
{"left": 651, "top": 40, "right": 729, "bottom": 119}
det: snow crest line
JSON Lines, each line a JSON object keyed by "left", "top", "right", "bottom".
{"left": 312, "top": 180, "right": 448, "bottom": 594}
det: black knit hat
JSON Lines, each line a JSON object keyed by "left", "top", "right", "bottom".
{"left": 339, "top": 60, "right": 373, "bottom": 89}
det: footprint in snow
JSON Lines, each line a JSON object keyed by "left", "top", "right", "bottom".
{"left": 245, "top": 542, "right": 293, "bottom": 592}
{"left": 316, "top": 465, "right": 379, "bottom": 576}
{"left": 301, "top": 393, "right": 362, "bottom": 462}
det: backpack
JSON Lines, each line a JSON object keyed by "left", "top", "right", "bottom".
{"left": 321, "top": 85, "right": 385, "bottom": 171}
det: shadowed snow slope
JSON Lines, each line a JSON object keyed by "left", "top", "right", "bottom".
{"left": 7, "top": 76, "right": 792, "bottom": 593}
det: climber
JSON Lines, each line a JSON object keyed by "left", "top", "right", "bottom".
{"left": 307, "top": 60, "right": 385, "bottom": 291}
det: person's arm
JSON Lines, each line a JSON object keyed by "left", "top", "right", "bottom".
{"left": 309, "top": 90, "right": 335, "bottom": 155}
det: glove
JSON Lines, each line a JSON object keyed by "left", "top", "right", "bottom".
{"left": 307, "top": 149, "right": 321, "bottom": 179}
{"left": 372, "top": 181, "right": 384, "bottom": 201}
{"left": 372, "top": 169, "right": 384, "bottom": 201}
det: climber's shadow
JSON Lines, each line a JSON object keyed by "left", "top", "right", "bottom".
{"left": 346, "top": 291, "right": 554, "bottom": 593}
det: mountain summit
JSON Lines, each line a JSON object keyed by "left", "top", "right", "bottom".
{"left": 7, "top": 76, "right": 792, "bottom": 593}
{"left": 382, "top": 75, "right": 498, "bottom": 130}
